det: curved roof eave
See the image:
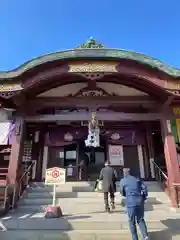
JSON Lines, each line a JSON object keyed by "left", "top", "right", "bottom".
{"left": 0, "top": 48, "right": 180, "bottom": 80}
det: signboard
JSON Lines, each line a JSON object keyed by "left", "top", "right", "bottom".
{"left": 45, "top": 167, "right": 66, "bottom": 185}
{"left": 45, "top": 167, "right": 66, "bottom": 207}
{"left": 108, "top": 145, "right": 124, "bottom": 166}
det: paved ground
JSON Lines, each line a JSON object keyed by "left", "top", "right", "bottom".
{"left": 0, "top": 182, "right": 180, "bottom": 239}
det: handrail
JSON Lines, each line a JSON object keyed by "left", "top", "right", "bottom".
{"left": 12, "top": 160, "right": 35, "bottom": 208}
{"left": 0, "top": 182, "right": 13, "bottom": 215}
{"left": 152, "top": 161, "right": 180, "bottom": 208}
{"left": 0, "top": 161, "right": 35, "bottom": 215}
{"left": 18, "top": 160, "right": 35, "bottom": 195}
{"left": 20, "top": 160, "right": 35, "bottom": 181}
{"left": 151, "top": 160, "right": 169, "bottom": 194}
{"left": 151, "top": 160, "right": 168, "bottom": 180}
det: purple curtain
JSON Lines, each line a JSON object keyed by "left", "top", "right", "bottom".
{"left": 46, "top": 126, "right": 144, "bottom": 146}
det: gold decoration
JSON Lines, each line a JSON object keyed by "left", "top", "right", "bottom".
{"left": 173, "top": 107, "right": 180, "bottom": 116}
{"left": 77, "top": 90, "right": 106, "bottom": 97}
{"left": 0, "top": 84, "right": 22, "bottom": 92}
{"left": 69, "top": 61, "right": 118, "bottom": 73}
{"left": 166, "top": 81, "right": 180, "bottom": 90}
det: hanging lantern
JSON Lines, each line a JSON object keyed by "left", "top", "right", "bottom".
{"left": 111, "top": 133, "right": 120, "bottom": 140}
{"left": 64, "top": 132, "right": 73, "bottom": 141}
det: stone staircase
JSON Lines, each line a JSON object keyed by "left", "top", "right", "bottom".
{"left": 1, "top": 181, "right": 180, "bottom": 239}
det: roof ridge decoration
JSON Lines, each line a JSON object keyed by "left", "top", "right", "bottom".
{"left": 75, "top": 37, "right": 106, "bottom": 49}
{"left": 0, "top": 40, "right": 180, "bottom": 78}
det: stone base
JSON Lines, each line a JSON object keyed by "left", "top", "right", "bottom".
{"left": 44, "top": 206, "right": 63, "bottom": 218}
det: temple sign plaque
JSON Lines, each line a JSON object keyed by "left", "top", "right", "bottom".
{"left": 45, "top": 167, "right": 66, "bottom": 185}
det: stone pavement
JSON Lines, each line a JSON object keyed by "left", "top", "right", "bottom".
{"left": 0, "top": 181, "right": 180, "bottom": 239}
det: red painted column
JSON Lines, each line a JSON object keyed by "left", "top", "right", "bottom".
{"left": 8, "top": 117, "right": 25, "bottom": 185}
{"left": 161, "top": 119, "right": 180, "bottom": 207}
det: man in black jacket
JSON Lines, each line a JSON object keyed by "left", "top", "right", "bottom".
{"left": 99, "top": 161, "right": 117, "bottom": 212}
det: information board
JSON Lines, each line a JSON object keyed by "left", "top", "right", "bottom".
{"left": 108, "top": 145, "right": 124, "bottom": 166}
{"left": 45, "top": 167, "right": 66, "bottom": 185}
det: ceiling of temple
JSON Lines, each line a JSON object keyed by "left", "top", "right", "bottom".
{"left": 37, "top": 82, "right": 148, "bottom": 98}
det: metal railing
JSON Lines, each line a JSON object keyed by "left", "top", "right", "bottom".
{"left": 151, "top": 160, "right": 169, "bottom": 191}
{"left": 152, "top": 160, "right": 180, "bottom": 208}
{"left": 12, "top": 160, "right": 35, "bottom": 208}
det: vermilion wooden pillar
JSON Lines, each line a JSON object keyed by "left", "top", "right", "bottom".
{"left": 8, "top": 117, "right": 25, "bottom": 185}
{"left": 161, "top": 119, "right": 180, "bottom": 208}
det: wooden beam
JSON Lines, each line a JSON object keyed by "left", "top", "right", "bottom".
{"left": 25, "top": 112, "right": 166, "bottom": 122}
{"left": 28, "top": 96, "right": 157, "bottom": 109}
{"left": 161, "top": 96, "right": 175, "bottom": 112}
{"left": 157, "top": 96, "right": 175, "bottom": 113}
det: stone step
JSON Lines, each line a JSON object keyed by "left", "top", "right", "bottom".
{"left": 29, "top": 182, "right": 95, "bottom": 191}
{"left": 10, "top": 203, "right": 175, "bottom": 216}
{"left": 28, "top": 186, "right": 95, "bottom": 193}
{"left": 31, "top": 181, "right": 161, "bottom": 187}
{"left": 25, "top": 190, "right": 169, "bottom": 199}
{"left": 32, "top": 181, "right": 94, "bottom": 186}
{"left": 28, "top": 181, "right": 164, "bottom": 193}
{"left": 1, "top": 216, "right": 177, "bottom": 231}
{"left": 1, "top": 229, "right": 180, "bottom": 240}
{"left": 18, "top": 196, "right": 170, "bottom": 206}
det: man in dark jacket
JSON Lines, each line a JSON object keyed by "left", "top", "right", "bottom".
{"left": 99, "top": 161, "right": 117, "bottom": 212}
{"left": 120, "top": 168, "right": 149, "bottom": 240}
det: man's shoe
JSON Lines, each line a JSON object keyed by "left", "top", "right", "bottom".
{"left": 144, "top": 236, "right": 149, "bottom": 240}
{"left": 105, "top": 206, "right": 111, "bottom": 213}
{"left": 111, "top": 202, "right": 115, "bottom": 210}
{"left": 107, "top": 207, "right": 111, "bottom": 213}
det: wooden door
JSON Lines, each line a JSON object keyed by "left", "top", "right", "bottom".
{"left": 47, "top": 147, "right": 64, "bottom": 168}
{"left": 123, "top": 145, "right": 140, "bottom": 178}
{"left": 88, "top": 148, "right": 106, "bottom": 181}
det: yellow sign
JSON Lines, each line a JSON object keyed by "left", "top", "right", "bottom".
{"left": 45, "top": 167, "right": 66, "bottom": 185}
{"left": 68, "top": 61, "right": 118, "bottom": 72}
{"left": 173, "top": 107, "right": 180, "bottom": 116}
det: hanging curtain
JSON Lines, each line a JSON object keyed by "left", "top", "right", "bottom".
{"left": 176, "top": 119, "right": 180, "bottom": 142}
{"left": 171, "top": 119, "right": 178, "bottom": 143}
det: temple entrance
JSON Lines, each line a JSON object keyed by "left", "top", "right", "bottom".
{"left": 151, "top": 123, "right": 166, "bottom": 173}
{"left": 44, "top": 122, "right": 148, "bottom": 182}
{"left": 79, "top": 138, "right": 107, "bottom": 181}
{"left": 47, "top": 138, "right": 107, "bottom": 181}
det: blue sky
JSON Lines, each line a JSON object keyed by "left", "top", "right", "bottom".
{"left": 0, "top": 0, "right": 180, "bottom": 71}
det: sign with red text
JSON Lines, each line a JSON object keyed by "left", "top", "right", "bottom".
{"left": 45, "top": 167, "right": 66, "bottom": 185}
{"left": 108, "top": 145, "right": 124, "bottom": 166}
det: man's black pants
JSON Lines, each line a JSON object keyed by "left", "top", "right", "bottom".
{"left": 104, "top": 186, "right": 115, "bottom": 208}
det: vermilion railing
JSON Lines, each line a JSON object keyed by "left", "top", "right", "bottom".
{"left": 0, "top": 169, "right": 13, "bottom": 216}
{"left": 0, "top": 161, "right": 35, "bottom": 215}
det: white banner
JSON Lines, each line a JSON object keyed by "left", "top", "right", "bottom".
{"left": 0, "top": 122, "right": 11, "bottom": 145}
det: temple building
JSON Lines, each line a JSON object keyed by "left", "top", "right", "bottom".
{"left": 0, "top": 37, "right": 180, "bottom": 207}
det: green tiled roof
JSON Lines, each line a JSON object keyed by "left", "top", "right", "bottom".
{"left": 0, "top": 37, "right": 180, "bottom": 79}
